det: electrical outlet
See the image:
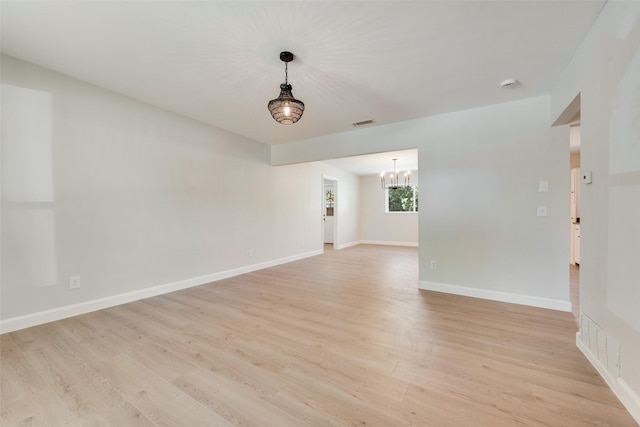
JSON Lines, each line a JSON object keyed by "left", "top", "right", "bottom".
{"left": 430, "top": 260, "right": 437, "bottom": 270}
{"left": 69, "top": 276, "right": 81, "bottom": 290}
{"left": 248, "top": 248, "right": 253, "bottom": 257}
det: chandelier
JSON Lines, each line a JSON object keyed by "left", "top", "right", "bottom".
{"left": 380, "top": 158, "right": 411, "bottom": 189}
{"left": 267, "top": 51, "right": 305, "bottom": 125}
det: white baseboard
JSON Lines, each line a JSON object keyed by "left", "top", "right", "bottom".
{"left": 358, "top": 240, "right": 419, "bottom": 247}
{"left": 334, "top": 240, "right": 417, "bottom": 250}
{"left": 576, "top": 332, "right": 640, "bottom": 425}
{"left": 334, "top": 240, "right": 360, "bottom": 250}
{"left": 418, "top": 280, "right": 572, "bottom": 312}
{"left": 0, "top": 249, "right": 322, "bottom": 334}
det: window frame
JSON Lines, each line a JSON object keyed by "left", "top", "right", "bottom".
{"left": 384, "top": 184, "right": 419, "bottom": 213}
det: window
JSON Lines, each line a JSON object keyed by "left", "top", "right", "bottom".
{"left": 325, "top": 189, "right": 335, "bottom": 216}
{"left": 386, "top": 185, "right": 418, "bottom": 213}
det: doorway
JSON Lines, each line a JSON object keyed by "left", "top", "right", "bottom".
{"left": 569, "top": 122, "right": 581, "bottom": 324}
{"left": 322, "top": 176, "right": 338, "bottom": 251}
{"left": 552, "top": 93, "right": 581, "bottom": 325}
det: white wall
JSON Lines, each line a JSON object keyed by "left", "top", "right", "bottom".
{"left": 359, "top": 174, "right": 418, "bottom": 246}
{"left": 273, "top": 95, "right": 570, "bottom": 312}
{"left": 551, "top": 1, "right": 640, "bottom": 418}
{"left": 0, "top": 55, "right": 360, "bottom": 330}
{"left": 418, "top": 97, "right": 569, "bottom": 310}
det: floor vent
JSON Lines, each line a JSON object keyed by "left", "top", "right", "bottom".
{"left": 581, "top": 313, "right": 621, "bottom": 377}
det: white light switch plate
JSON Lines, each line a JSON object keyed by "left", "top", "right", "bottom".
{"left": 537, "top": 205, "right": 547, "bottom": 217}
{"left": 538, "top": 180, "right": 548, "bottom": 192}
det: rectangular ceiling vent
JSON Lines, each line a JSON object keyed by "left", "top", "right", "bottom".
{"left": 352, "top": 119, "right": 375, "bottom": 127}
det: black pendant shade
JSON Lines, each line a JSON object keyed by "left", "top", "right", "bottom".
{"left": 268, "top": 51, "right": 305, "bottom": 125}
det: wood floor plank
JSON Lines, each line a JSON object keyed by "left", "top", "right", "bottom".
{"left": 172, "top": 367, "right": 300, "bottom": 426}
{"left": 93, "top": 353, "right": 232, "bottom": 426}
{"left": 0, "top": 334, "right": 51, "bottom": 407}
{"left": 21, "top": 336, "right": 123, "bottom": 420}
{"left": 1, "top": 245, "right": 637, "bottom": 426}
{"left": 277, "top": 361, "right": 411, "bottom": 425}
{"left": 1, "top": 391, "right": 81, "bottom": 427}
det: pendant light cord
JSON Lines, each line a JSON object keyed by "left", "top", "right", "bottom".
{"left": 285, "top": 61, "right": 289, "bottom": 85}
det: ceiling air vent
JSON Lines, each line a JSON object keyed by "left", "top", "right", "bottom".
{"left": 352, "top": 119, "right": 375, "bottom": 127}
{"left": 500, "top": 78, "right": 518, "bottom": 89}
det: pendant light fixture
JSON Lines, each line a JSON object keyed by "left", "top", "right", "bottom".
{"left": 380, "top": 158, "right": 411, "bottom": 189}
{"left": 268, "top": 51, "right": 305, "bottom": 125}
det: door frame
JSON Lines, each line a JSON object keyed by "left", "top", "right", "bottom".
{"left": 322, "top": 175, "right": 338, "bottom": 251}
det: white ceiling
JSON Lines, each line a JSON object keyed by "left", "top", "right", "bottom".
{"left": 322, "top": 149, "right": 418, "bottom": 177}
{"left": 1, "top": 0, "right": 604, "bottom": 150}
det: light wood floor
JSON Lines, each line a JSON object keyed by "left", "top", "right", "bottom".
{"left": 1, "top": 245, "right": 637, "bottom": 426}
